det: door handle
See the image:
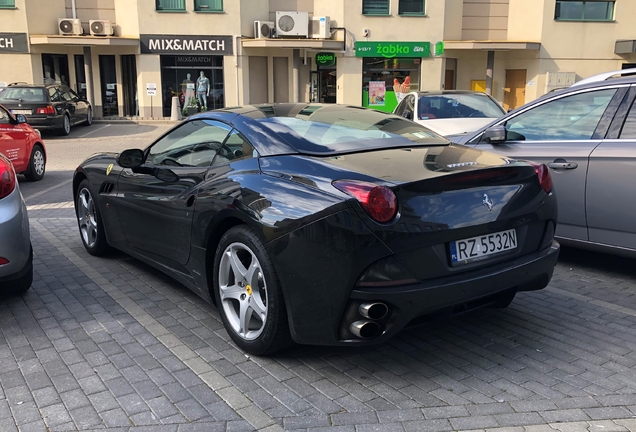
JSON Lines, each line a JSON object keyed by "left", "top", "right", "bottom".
{"left": 547, "top": 159, "right": 578, "bottom": 170}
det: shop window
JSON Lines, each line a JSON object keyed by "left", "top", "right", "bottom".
{"left": 156, "top": 0, "right": 185, "bottom": 11}
{"left": 195, "top": 0, "right": 222, "bottom": 12}
{"left": 0, "top": 0, "right": 15, "bottom": 8}
{"left": 399, "top": 0, "right": 425, "bottom": 15}
{"left": 555, "top": 1, "right": 614, "bottom": 21}
{"left": 363, "top": 0, "right": 389, "bottom": 15}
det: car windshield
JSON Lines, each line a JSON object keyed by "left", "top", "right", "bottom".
{"left": 246, "top": 104, "right": 448, "bottom": 155}
{"left": 418, "top": 94, "right": 505, "bottom": 119}
{"left": 0, "top": 87, "right": 47, "bottom": 103}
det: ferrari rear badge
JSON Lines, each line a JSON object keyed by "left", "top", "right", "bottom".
{"left": 482, "top": 193, "right": 494, "bottom": 211}
{"left": 106, "top": 164, "right": 113, "bottom": 175}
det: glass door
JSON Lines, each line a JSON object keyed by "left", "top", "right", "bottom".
{"left": 74, "top": 55, "right": 86, "bottom": 99}
{"left": 121, "top": 55, "right": 138, "bottom": 117}
{"left": 99, "top": 55, "right": 118, "bottom": 117}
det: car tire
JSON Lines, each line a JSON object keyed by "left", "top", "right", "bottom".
{"left": 58, "top": 114, "right": 71, "bottom": 136}
{"left": 76, "top": 180, "right": 110, "bottom": 256}
{"left": 213, "top": 225, "right": 292, "bottom": 356}
{"left": 82, "top": 107, "right": 93, "bottom": 126}
{"left": 24, "top": 144, "right": 46, "bottom": 182}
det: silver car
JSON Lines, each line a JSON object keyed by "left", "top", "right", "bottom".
{"left": 452, "top": 68, "right": 636, "bottom": 257}
{"left": 394, "top": 91, "right": 506, "bottom": 136}
{"left": 0, "top": 153, "right": 32, "bottom": 293}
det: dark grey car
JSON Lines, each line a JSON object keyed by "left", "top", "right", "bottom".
{"left": 452, "top": 69, "right": 636, "bottom": 257}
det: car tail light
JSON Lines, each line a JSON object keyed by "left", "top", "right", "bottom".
{"left": 0, "top": 258, "right": 8, "bottom": 265}
{"left": 333, "top": 180, "right": 398, "bottom": 224}
{"left": 531, "top": 163, "right": 552, "bottom": 194}
{"left": 0, "top": 158, "right": 16, "bottom": 199}
{"left": 37, "top": 106, "right": 55, "bottom": 115}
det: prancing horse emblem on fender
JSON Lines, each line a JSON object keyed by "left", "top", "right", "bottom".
{"left": 482, "top": 193, "right": 493, "bottom": 212}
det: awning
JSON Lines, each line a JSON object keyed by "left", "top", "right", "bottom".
{"left": 29, "top": 35, "right": 139, "bottom": 47}
{"left": 443, "top": 40, "right": 541, "bottom": 51}
{"left": 616, "top": 40, "right": 636, "bottom": 54}
{"left": 241, "top": 38, "right": 344, "bottom": 51}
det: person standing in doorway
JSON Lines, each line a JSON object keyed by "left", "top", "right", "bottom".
{"left": 196, "top": 71, "right": 210, "bottom": 111}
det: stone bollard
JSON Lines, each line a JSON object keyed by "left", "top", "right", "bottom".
{"left": 170, "top": 96, "right": 182, "bottom": 121}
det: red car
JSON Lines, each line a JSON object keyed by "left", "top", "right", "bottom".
{"left": 0, "top": 103, "right": 46, "bottom": 181}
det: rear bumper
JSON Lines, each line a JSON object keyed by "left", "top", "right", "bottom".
{"left": 26, "top": 115, "right": 63, "bottom": 130}
{"left": 0, "top": 187, "right": 31, "bottom": 280}
{"left": 339, "top": 241, "right": 560, "bottom": 345}
{"left": 0, "top": 246, "right": 32, "bottom": 289}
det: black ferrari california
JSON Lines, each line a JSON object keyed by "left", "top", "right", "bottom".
{"left": 73, "top": 104, "right": 559, "bottom": 355}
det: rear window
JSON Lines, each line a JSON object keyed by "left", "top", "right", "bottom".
{"left": 0, "top": 87, "right": 48, "bottom": 103}
{"left": 253, "top": 105, "right": 448, "bottom": 154}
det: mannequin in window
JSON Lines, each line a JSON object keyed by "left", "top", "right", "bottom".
{"left": 44, "top": 71, "right": 55, "bottom": 85}
{"left": 181, "top": 73, "right": 195, "bottom": 107}
{"left": 196, "top": 71, "right": 210, "bottom": 111}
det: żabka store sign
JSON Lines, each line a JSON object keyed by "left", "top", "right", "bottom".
{"left": 140, "top": 35, "right": 233, "bottom": 55}
{"left": 355, "top": 41, "right": 431, "bottom": 58}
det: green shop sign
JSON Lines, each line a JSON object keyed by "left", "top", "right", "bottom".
{"left": 316, "top": 52, "right": 336, "bottom": 66}
{"left": 355, "top": 41, "right": 431, "bottom": 58}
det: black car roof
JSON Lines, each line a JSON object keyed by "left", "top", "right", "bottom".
{"left": 6, "top": 83, "right": 58, "bottom": 88}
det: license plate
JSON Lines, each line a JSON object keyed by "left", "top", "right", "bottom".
{"left": 450, "top": 229, "right": 517, "bottom": 265}
{"left": 11, "top": 110, "right": 31, "bottom": 115}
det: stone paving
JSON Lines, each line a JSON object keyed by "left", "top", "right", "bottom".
{"left": 4, "top": 123, "right": 636, "bottom": 431}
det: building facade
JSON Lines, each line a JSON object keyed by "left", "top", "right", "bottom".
{"left": 0, "top": 0, "right": 634, "bottom": 118}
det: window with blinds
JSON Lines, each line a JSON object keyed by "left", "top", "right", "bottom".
{"left": 0, "top": 0, "right": 15, "bottom": 8}
{"left": 362, "top": 0, "right": 390, "bottom": 15}
{"left": 399, "top": 0, "right": 425, "bottom": 15}
{"left": 195, "top": 0, "right": 223, "bottom": 12}
{"left": 156, "top": 0, "right": 186, "bottom": 11}
{"left": 554, "top": 1, "right": 614, "bottom": 21}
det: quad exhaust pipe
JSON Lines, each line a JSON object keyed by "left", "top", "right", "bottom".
{"left": 350, "top": 320, "right": 381, "bottom": 339}
{"left": 359, "top": 302, "right": 388, "bottom": 320}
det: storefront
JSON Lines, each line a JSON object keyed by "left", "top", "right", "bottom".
{"left": 140, "top": 35, "right": 232, "bottom": 117}
{"left": 311, "top": 52, "right": 337, "bottom": 103}
{"left": 356, "top": 41, "right": 433, "bottom": 113}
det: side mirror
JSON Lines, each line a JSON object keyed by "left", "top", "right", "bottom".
{"left": 482, "top": 125, "right": 507, "bottom": 144}
{"left": 15, "top": 114, "right": 27, "bottom": 124}
{"left": 116, "top": 149, "right": 144, "bottom": 168}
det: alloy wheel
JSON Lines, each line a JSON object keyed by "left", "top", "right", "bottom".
{"left": 32, "top": 149, "right": 45, "bottom": 176}
{"left": 64, "top": 115, "right": 71, "bottom": 134}
{"left": 77, "top": 188, "right": 98, "bottom": 248}
{"left": 218, "top": 242, "right": 269, "bottom": 341}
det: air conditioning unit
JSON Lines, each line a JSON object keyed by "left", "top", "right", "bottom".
{"left": 254, "top": 20, "right": 275, "bottom": 39}
{"left": 275, "top": 11, "right": 308, "bottom": 38}
{"left": 90, "top": 20, "right": 114, "bottom": 36}
{"left": 310, "top": 16, "right": 331, "bottom": 39}
{"left": 58, "top": 18, "right": 83, "bottom": 36}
